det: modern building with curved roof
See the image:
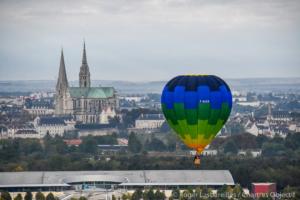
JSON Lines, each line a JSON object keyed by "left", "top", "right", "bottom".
{"left": 0, "top": 170, "right": 234, "bottom": 192}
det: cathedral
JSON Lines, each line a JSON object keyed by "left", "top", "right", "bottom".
{"left": 55, "top": 43, "right": 118, "bottom": 124}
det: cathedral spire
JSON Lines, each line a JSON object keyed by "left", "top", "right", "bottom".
{"left": 56, "top": 49, "right": 68, "bottom": 92}
{"left": 82, "top": 41, "right": 87, "bottom": 64}
{"left": 55, "top": 48, "right": 69, "bottom": 116}
{"left": 79, "top": 41, "right": 91, "bottom": 88}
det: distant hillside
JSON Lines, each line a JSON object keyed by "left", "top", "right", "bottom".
{"left": 0, "top": 77, "right": 299, "bottom": 94}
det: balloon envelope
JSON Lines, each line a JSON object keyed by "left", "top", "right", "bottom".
{"left": 161, "top": 75, "right": 232, "bottom": 153}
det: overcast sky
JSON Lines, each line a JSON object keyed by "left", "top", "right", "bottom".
{"left": 0, "top": 0, "right": 299, "bottom": 81}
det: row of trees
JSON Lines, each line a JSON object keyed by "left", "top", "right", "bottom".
{"left": 210, "top": 133, "right": 300, "bottom": 156}
{"left": 0, "top": 191, "right": 57, "bottom": 200}
{"left": 111, "top": 184, "right": 300, "bottom": 200}
{"left": 128, "top": 132, "right": 176, "bottom": 153}
{"left": 114, "top": 188, "right": 166, "bottom": 200}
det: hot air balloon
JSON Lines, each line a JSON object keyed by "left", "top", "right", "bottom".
{"left": 161, "top": 75, "right": 232, "bottom": 165}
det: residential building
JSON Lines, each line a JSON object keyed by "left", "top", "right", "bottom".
{"left": 135, "top": 114, "right": 165, "bottom": 129}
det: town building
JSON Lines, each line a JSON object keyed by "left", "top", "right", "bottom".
{"left": 7, "top": 128, "right": 40, "bottom": 139}
{"left": 251, "top": 183, "right": 276, "bottom": 198}
{"left": 55, "top": 43, "right": 118, "bottom": 124}
{"left": 238, "top": 150, "right": 262, "bottom": 157}
{"left": 135, "top": 114, "right": 165, "bottom": 130}
{"left": 24, "top": 99, "right": 54, "bottom": 116}
{"left": 64, "top": 139, "right": 82, "bottom": 147}
{"left": 33, "top": 116, "right": 76, "bottom": 137}
{"left": 245, "top": 104, "right": 294, "bottom": 138}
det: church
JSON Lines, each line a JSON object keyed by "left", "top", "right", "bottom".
{"left": 55, "top": 43, "right": 118, "bottom": 124}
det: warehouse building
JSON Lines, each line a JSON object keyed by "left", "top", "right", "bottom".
{"left": 0, "top": 170, "right": 234, "bottom": 192}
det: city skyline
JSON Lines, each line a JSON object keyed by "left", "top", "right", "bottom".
{"left": 0, "top": 0, "right": 300, "bottom": 81}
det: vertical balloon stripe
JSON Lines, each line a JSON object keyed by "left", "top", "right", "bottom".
{"left": 219, "top": 85, "right": 229, "bottom": 104}
{"left": 220, "top": 103, "right": 230, "bottom": 121}
{"left": 208, "top": 109, "right": 221, "bottom": 125}
{"left": 177, "top": 119, "right": 189, "bottom": 138}
{"left": 167, "top": 120, "right": 185, "bottom": 138}
{"left": 174, "top": 86, "right": 185, "bottom": 103}
{"left": 209, "top": 91, "right": 222, "bottom": 109}
{"left": 188, "top": 124, "right": 198, "bottom": 139}
{"left": 162, "top": 104, "right": 177, "bottom": 125}
{"left": 198, "top": 120, "right": 208, "bottom": 134}
{"left": 198, "top": 103, "right": 210, "bottom": 120}
{"left": 185, "top": 109, "right": 198, "bottom": 125}
{"left": 228, "top": 92, "right": 233, "bottom": 108}
{"left": 205, "top": 124, "right": 216, "bottom": 139}
{"left": 184, "top": 91, "right": 198, "bottom": 109}
{"left": 164, "top": 90, "right": 174, "bottom": 109}
{"left": 197, "top": 86, "right": 210, "bottom": 100}
{"left": 213, "top": 119, "right": 224, "bottom": 135}
{"left": 174, "top": 103, "right": 185, "bottom": 120}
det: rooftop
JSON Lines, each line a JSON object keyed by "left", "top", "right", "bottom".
{"left": 38, "top": 116, "right": 73, "bottom": 125}
{"left": 0, "top": 170, "right": 234, "bottom": 187}
{"left": 69, "top": 87, "right": 115, "bottom": 99}
{"left": 137, "top": 114, "right": 165, "bottom": 120}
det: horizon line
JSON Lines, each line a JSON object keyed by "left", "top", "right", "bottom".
{"left": 0, "top": 76, "right": 300, "bottom": 82}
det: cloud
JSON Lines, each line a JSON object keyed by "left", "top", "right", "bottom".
{"left": 0, "top": 0, "right": 299, "bottom": 81}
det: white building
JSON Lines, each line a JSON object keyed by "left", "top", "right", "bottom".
{"left": 190, "top": 149, "right": 218, "bottom": 156}
{"left": 238, "top": 150, "right": 262, "bottom": 157}
{"left": 135, "top": 114, "right": 165, "bottom": 130}
{"left": 12, "top": 129, "right": 41, "bottom": 139}
{"left": 33, "top": 116, "right": 76, "bottom": 137}
{"left": 24, "top": 106, "right": 54, "bottom": 116}
{"left": 236, "top": 101, "right": 260, "bottom": 107}
{"left": 202, "top": 149, "right": 218, "bottom": 156}
{"left": 6, "top": 128, "right": 41, "bottom": 139}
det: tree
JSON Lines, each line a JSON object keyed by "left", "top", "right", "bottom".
{"left": 13, "top": 194, "right": 22, "bottom": 200}
{"left": 256, "top": 135, "right": 269, "bottom": 148}
{"left": 24, "top": 192, "right": 32, "bottom": 200}
{"left": 1, "top": 192, "right": 12, "bottom": 200}
{"left": 121, "top": 193, "right": 130, "bottom": 200}
{"left": 131, "top": 188, "right": 143, "bottom": 200}
{"left": 262, "top": 142, "right": 286, "bottom": 156}
{"left": 35, "top": 192, "right": 45, "bottom": 200}
{"left": 128, "top": 132, "right": 142, "bottom": 153}
{"left": 145, "top": 138, "right": 167, "bottom": 151}
{"left": 79, "top": 136, "right": 97, "bottom": 153}
{"left": 217, "top": 185, "right": 232, "bottom": 200}
{"left": 45, "top": 193, "right": 55, "bottom": 200}
{"left": 171, "top": 188, "right": 180, "bottom": 199}
{"left": 232, "top": 184, "right": 243, "bottom": 199}
{"left": 285, "top": 133, "right": 300, "bottom": 150}
{"left": 282, "top": 185, "right": 300, "bottom": 199}
{"left": 223, "top": 140, "right": 238, "bottom": 154}
{"left": 154, "top": 189, "right": 166, "bottom": 200}
{"left": 144, "top": 189, "right": 155, "bottom": 200}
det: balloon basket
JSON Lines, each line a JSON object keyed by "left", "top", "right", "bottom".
{"left": 193, "top": 155, "right": 201, "bottom": 165}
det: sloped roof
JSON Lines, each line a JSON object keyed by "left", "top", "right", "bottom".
{"left": 69, "top": 87, "right": 115, "bottom": 98}
{"left": 39, "top": 116, "right": 72, "bottom": 125}
{"left": 137, "top": 114, "right": 165, "bottom": 120}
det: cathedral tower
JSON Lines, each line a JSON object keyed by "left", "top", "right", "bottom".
{"left": 79, "top": 42, "right": 91, "bottom": 88}
{"left": 55, "top": 49, "right": 69, "bottom": 115}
